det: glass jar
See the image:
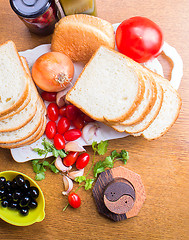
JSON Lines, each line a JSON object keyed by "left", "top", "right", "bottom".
{"left": 59, "top": 0, "right": 97, "bottom": 16}
{"left": 10, "top": 0, "right": 60, "bottom": 36}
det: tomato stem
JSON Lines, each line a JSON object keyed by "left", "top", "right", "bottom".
{"left": 85, "top": 151, "right": 96, "bottom": 178}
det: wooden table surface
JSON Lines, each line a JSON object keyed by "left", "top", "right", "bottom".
{"left": 0, "top": 0, "right": 189, "bottom": 239}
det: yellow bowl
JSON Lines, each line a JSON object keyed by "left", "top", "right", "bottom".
{"left": 0, "top": 171, "right": 45, "bottom": 226}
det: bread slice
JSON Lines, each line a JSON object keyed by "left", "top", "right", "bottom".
{"left": 51, "top": 14, "right": 115, "bottom": 63}
{"left": 111, "top": 81, "right": 163, "bottom": 133}
{"left": 0, "top": 114, "right": 46, "bottom": 148}
{"left": 66, "top": 46, "right": 145, "bottom": 123}
{"left": 0, "top": 41, "right": 29, "bottom": 118}
{"left": 0, "top": 99, "right": 44, "bottom": 144}
{"left": 137, "top": 74, "right": 181, "bottom": 140}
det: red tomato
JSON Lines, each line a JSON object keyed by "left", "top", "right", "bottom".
{"left": 66, "top": 105, "right": 78, "bottom": 121}
{"left": 116, "top": 16, "right": 164, "bottom": 63}
{"left": 57, "top": 117, "right": 70, "bottom": 134}
{"left": 64, "top": 129, "right": 82, "bottom": 141}
{"left": 68, "top": 192, "right": 81, "bottom": 208}
{"left": 47, "top": 103, "right": 59, "bottom": 121}
{"left": 32, "top": 52, "right": 74, "bottom": 92}
{"left": 45, "top": 121, "right": 57, "bottom": 139}
{"left": 83, "top": 114, "right": 94, "bottom": 123}
{"left": 41, "top": 91, "right": 57, "bottom": 102}
{"left": 59, "top": 106, "right": 67, "bottom": 117}
{"left": 72, "top": 114, "right": 85, "bottom": 129}
{"left": 76, "top": 153, "right": 90, "bottom": 169}
{"left": 53, "top": 134, "right": 65, "bottom": 150}
{"left": 63, "top": 152, "right": 79, "bottom": 166}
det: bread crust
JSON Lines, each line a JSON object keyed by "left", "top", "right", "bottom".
{"left": 51, "top": 14, "right": 115, "bottom": 63}
{"left": 0, "top": 41, "right": 30, "bottom": 118}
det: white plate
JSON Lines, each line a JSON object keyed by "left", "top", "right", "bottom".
{"left": 10, "top": 23, "right": 183, "bottom": 163}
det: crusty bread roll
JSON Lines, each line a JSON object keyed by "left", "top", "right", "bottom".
{"left": 51, "top": 14, "right": 115, "bottom": 63}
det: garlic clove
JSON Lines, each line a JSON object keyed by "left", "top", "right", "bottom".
{"left": 56, "top": 87, "right": 71, "bottom": 108}
{"left": 62, "top": 175, "right": 73, "bottom": 195}
{"left": 67, "top": 168, "right": 84, "bottom": 180}
{"left": 64, "top": 141, "right": 86, "bottom": 152}
{"left": 82, "top": 122, "right": 99, "bottom": 144}
{"left": 55, "top": 156, "right": 72, "bottom": 172}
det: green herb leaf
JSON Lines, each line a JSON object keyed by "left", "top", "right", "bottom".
{"left": 52, "top": 148, "right": 59, "bottom": 158}
{"left": 42, "top": 161, "right": 50, "bottom": 167}
{"left": 103, "top": 156, "right": 114, "bottom": 168}
{"left": 85, "top": 179, "right": 95, "bottom": 190}
{"left": 75, "top": 176, "right": 86, "bottom": 184}
{"left": 33, "top": 148, "right": 47, "bottom": 156}
{"left": 93, "top": 161, "right": 105, "bottom": 177}
{"left": 35, "top": 172, "right": 45, "bottom": 181}
{"left": 49, "top": 164, "right": 59, "bottom": 173}
{"left": 42, "top": 138, "right": 54, "bottom": 152}
{"left": 111, "top": 150, "right": 119, "bottom": 159}
{"left": 57, "top": 150, "right": 67, "bottom": 158}
{"left": 120, "top": 150, "right": 129, "bottom": 164}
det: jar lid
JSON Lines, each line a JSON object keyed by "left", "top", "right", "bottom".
{"left": 10, "top": 0, "right": 52, "bottom": 18}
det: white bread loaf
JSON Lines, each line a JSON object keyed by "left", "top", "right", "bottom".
{"left": 51, "top": 14, "right": 115, "bottom": 63}
{"left": 66, "top": 46, "right": 145, "bottom": 123}
{"left": 0, "top": 41, "right": 29, "bottom": 118}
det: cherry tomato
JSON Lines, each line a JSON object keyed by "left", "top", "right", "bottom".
{"left": 32, "top": 52, "right": 74, "bottom": 92}
{"left": 53, "top": 134, "right": 65, "bottom": 150}
{"left": 72, "top": 114, "right": 85, "bottom": 129}
{"left": 116, "top": 16, "right": 164, "bottom": 63}
{"left": 63, "top": 152, "right": 79, "bottom": 167}
{"left": 45, "top": 121, "right": 57, "bottom": 139}
{"left": 66, "top": 105, "right": 78, "bottom": 121}
{"left": 76, "top": 153, "right": 90, "bottom": 169}
{"left": 68, "top": 192, "right": 81, "bottom": 208}
{"left": 83, "top": 114, "right": 94, "bottom": 123}
{"left": 64, "top": 129, "right": 82, "bottom": 141}
{"left": 41, "top": 91, "right": 57, "bottom": 102}
{"left": 59, "top": 106, "right": 67, "bottom": 117}
{"left": 57, "top": 117, "right": 70, "bottom": 134}
{"left": 47, "top": 103, "right": 59, "bottom": 121}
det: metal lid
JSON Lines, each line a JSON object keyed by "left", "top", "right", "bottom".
{"left": 10, "top": 0, "right": 52, "bottom": 18}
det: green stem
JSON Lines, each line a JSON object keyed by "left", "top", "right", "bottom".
{"left": 63, "top": 203, "right": 69, "bottom": 212}
{"left": 85, "top": 151, "right": 96, "bottom": 178}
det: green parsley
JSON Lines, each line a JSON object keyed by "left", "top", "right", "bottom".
{"left": 31, "top": 138, "right": 66, "bottom": 180}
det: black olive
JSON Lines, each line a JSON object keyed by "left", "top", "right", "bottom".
{"left": 9, "top": 201, "right": 19, "bottom": 209}
{"left": 28, "top": 198, "right": 38, "bottom": 209}
{"left": 1, "top": 199, "right": 9, "bottom": 208}
{"left": 0, "top": 188, "right": 6, "bottom": 200}
{"left": 19, "top": 195, "right": 30, "bottom": 207}
{"left": 13, "top": 189, "right": 22, "bottom": 201}
{"left": 29, "top": 186, "right": 39, "bottom": 199}
{"left": 21, "top": 180, "right": 30, "bottom": 192}
{"left": 0, "top": 177, "right": 6, "bottom": 187}
{"left": 4, "top": 180, "right": 12, "bottom": 191}
{"left": 19, "top": 207, "right": 29, "bottom": 216}
{"left": 15, "top": 174, "right": 25, "bottom": 187}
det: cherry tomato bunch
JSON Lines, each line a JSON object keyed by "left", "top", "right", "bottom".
{"left": 42, "top": 91, "right": 92, "bottom": 171}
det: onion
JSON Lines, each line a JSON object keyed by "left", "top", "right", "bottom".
{"left": 82, "top": 122, "right": 100, "bottom": 144}
{"left": 32, "top": 52, "right": 74, "bottom": 92}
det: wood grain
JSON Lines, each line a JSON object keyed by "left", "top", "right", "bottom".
{"left": 0, "top": 0, "right": 189, "bottom": 239}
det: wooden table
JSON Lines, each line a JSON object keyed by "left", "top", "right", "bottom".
{"left": 0, "top": 1, "right": 189, "bottom": 239}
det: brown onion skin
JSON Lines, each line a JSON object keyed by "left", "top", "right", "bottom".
{"left": 32, "top": 52, "right": 74, "bottom": 92}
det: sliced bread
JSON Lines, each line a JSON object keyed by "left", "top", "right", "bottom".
{"left": 138, "top": 74, "right": 182, "bottom": 140}
{"left": 51, "top": 14, "right": 115, "bottom": 63}
{"left": 0, "top": 114, "right": 46, "bottom": 148}
{"left": 66, "top": 46, "right": 145, "bottom": 123}
{"left": 111, "top": 81, "right": 163, "bottom": 133}
{"left": 0, "top": 98, "right": 44, "bottom": 144}
{"left": 0, "top": 41, "right": 29, "bottom": 118}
